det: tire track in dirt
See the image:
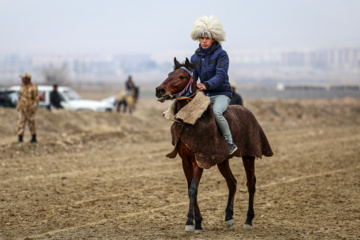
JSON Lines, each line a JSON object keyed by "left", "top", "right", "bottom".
{"left": 59, "top": 164, "right": 360, "bottom": 210}
{"left": 2, "top": 125, "right": 358, "bottom": 184}
{"left": 0, "top": 151, "right": 176, "bottom": 184}
{"left": 5, "top": 127, "right": 358, "bottom": 185}
{"left": 26, "top": 164, "right": 360, "bottom": 239}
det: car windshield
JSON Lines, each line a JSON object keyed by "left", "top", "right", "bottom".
{"left": 62, "top": 89, "right": 82, "bottom": 100}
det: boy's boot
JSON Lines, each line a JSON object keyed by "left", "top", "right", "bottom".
{"left": 228, "top": 142, "right": 238, "bottom": 155}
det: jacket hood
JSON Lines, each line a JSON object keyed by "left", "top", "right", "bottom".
{"left": 195, "top": 41, "right": 220, "bottom": 55}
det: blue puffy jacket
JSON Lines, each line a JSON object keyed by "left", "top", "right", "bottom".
{"left": 191, "top": 42, "right": 232, "bottom": 98}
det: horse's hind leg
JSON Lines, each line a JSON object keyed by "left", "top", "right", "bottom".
{"left": 116, "top": 101, "right": 121, "bottom": 113}
{"left": 180, "top": 143, "right": 203, "bottom": 233}
{"left": 123, "top": 102, "right": 127, "bottom": 113}
{"left": 242, "top": 156, "right": 256, "bottom": 230}
{"left": 217, "top": 158, "right": 237, "bottom": 228}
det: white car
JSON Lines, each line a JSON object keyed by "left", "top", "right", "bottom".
{"left": 9, "top": 85, "right": 113, "bottom": 112}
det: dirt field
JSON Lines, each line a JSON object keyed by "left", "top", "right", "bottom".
{"left": 0, "top": 96, "right": 359, "bottom": 240}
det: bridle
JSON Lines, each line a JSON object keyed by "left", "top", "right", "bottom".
{"left": 156, "top": 66, "right": 197, "bottom": 103}
{"left": 173, "top": 66, "right": 196, "bottom": 101}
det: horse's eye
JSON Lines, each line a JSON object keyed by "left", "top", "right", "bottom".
{"left": 179, "top": 76, "right": 185, "bottom": 80}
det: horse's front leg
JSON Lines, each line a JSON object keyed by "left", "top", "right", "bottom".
{"left": 181, "top": 148, "right": 203, "bottom": 232}
{"left": 242, "top": 156, "right": 256, "bottom": 230}
{"left": 217, "top": 158, "right": 237, "bottom": 228}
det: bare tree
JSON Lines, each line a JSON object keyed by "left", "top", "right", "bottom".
{"left": 41, "top": 63, "right": 69, "bottom": 86}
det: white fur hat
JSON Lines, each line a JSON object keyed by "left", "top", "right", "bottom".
{"left": 190, "top": 16, "right": 226, "bottom": 43}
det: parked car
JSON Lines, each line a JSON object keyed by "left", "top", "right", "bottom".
{"left": 8, "top": 85, "right": 113, "bottom": 112}
{"left": 101, "top": 95, "right": 117, "bottom": 106}
{"left": 0, "top": 88, "right": 17, "bottom": 108}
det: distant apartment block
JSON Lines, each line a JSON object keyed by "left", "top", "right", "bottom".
{"left": 281, "top": 48, "right": 360, "bottom": 70}
{"left": 228, "top": 48, "right": 360, "bottom": 70}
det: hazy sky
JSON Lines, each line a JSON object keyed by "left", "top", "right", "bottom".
{"left": 0, "top": 0, "right": 359, "bottom": 55}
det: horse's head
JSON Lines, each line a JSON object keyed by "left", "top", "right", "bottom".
{"left": 155, "top": 58, "right": 195, "bottom": 102}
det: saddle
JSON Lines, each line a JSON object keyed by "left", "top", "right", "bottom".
{"left": 163, "top": 91, "right": 273, "bottom": 169}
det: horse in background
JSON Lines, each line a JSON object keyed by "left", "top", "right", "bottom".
{"left": 155, "top": 58, "right": 273, "bottom": 233}
{"left": 115, "top": 86, "right": 139, "bottom": 114}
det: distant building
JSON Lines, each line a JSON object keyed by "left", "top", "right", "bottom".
{"left": 0, "top": 47, "right": 359, "bottom": 87}
{"left": 281, "top": 48, "right": 360, "bottom": 70}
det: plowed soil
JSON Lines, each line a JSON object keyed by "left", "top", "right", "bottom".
{"left": 1, "top": 97, "right": 359, "bottom": 240}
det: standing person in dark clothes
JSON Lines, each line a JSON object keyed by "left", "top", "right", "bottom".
{"left": 229, "top": 81, "right": 243, "bottom": 106}
{"left": 50, "top": 84, "right": 63, "bottom": 109}
{"left": 125, "top": 75, "right": 136, "bottom": 95}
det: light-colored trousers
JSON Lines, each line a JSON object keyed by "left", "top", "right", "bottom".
{"left": 210, "top": 95, "right": 233, "bottom": 143}
{"left": 17, "top": 110, "right": 36, "bottom": 135}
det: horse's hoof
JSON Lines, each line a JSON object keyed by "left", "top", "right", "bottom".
{"left": 225, "top": 219, "right": 235, "bottom": 228}
{"left": 194, "top": 228, "right": 203, "bottom": 233}
{"left": 243, "top": 224, "right": 253, "bottom": 230}
{"left": 185, "top": 225, "right": 195, "bottom": 232}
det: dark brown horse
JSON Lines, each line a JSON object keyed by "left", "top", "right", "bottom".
{"left": 155, "top": 58, "right": 273, "bottom": 233}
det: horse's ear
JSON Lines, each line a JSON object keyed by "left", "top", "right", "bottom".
{"left": 174, "top": 57, "right": 181, "bottom": 69}
{"left": 185, "top": 58, "right": 191, "bottom": 69}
